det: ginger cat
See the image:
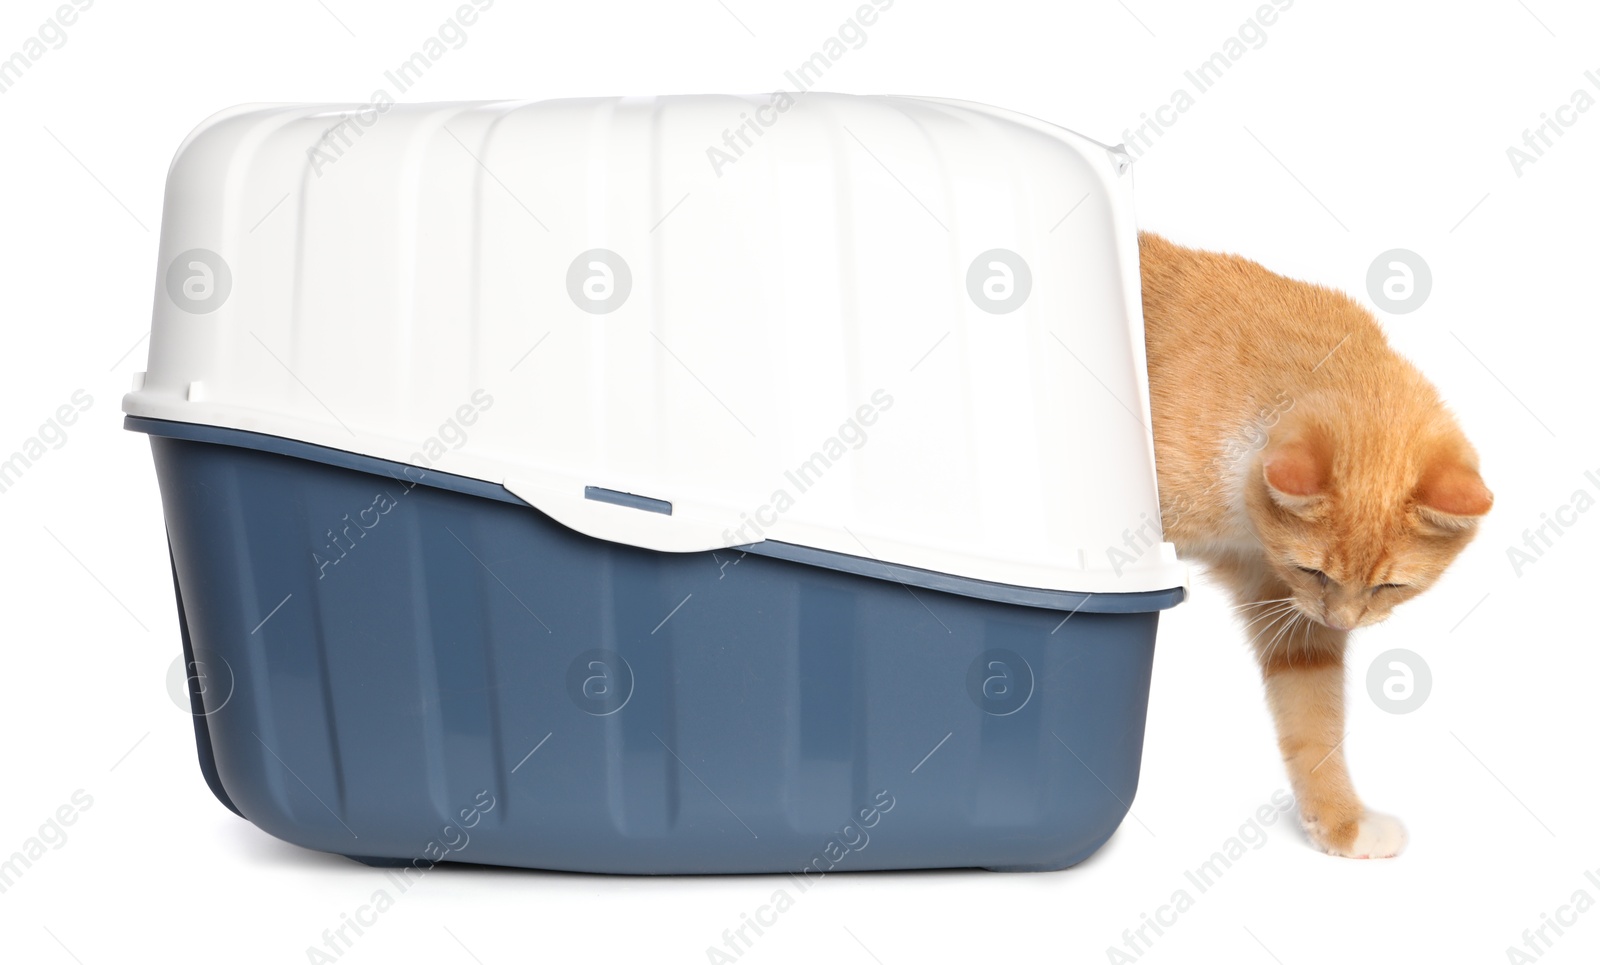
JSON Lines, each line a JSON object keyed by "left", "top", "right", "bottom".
{"left": 1139, "top": 232, "right": 1492, "bottom": 859}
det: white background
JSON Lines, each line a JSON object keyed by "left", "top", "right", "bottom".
{"left": 2, "top": 1, "right": 1597, "bottom": 963}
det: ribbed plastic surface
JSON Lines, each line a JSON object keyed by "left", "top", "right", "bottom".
{"left": 125, "top": 96, "right": 1184, "bottom": 597}
{"left": 150, "top": 424, "right": 1160, "bottom": 873}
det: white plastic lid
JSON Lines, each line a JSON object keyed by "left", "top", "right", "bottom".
{"left": 125, "top": 96, "right": 1186, "bottom": 598}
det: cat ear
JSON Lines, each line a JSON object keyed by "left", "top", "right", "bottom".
{"left": 1416, "top": 462, "right": 1492, "bottom": 531}
{"left": 1262, "top": 439, "right": 1327, "bottom": 514}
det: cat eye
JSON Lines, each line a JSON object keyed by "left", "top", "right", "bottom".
{"left": 1374, "top": 583, "right": 1408, "bottom": 592}
{"left": 1295, "top": 566, "right": 1329, "bottom": 586}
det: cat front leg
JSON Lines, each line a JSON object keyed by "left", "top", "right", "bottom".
{"left": 1259, "top": 637, "right": 1406, "bottom": 858}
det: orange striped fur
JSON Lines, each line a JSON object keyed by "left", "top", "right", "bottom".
{"left": 1140, "top": 232, "right": 1491, "bottom": 857}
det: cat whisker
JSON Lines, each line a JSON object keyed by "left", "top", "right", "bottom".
{"left": 1233, "top": 597, "right": 1294, "bottom": 611}
{"left": 1271, "top": 617, "right": 1303, "bottom": 666}
{"left": 1261, "top": 615, "right": 1294, "bottom": 659}
{"left": 1253, "top": 607, "right": 1310, "bottom": 667}
{"left": 1237, "top": 600, "right": 1299, "bottom": 631}
{"left": 1238, "top": 601, "right": 1298, "bottom": 633}
{"left": 1246, "top": 609, "right": 1291, "bottom": 652}
{"left": 1286, "top": 614, "right": 1312, "bottom": 668}
{"left": 1237, "top": 598, "right": 1296, "bottom": 617}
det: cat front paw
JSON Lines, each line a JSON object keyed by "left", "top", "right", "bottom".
{"left": 1301, "top": 810, "right": 1407, "bottom": 859}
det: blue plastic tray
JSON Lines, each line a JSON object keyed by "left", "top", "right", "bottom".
{"left": 135, "top": 415, "right": 1178, "bottom": 874}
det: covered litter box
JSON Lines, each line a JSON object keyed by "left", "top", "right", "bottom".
{"left": 126, "top": 96, "right": 1187, "bottom": 873}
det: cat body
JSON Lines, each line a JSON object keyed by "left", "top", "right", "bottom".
{"left": 1139, "top": 232, "right": 1492, "bottom": 858}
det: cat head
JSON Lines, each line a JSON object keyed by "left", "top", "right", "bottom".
{"left": 1246, "top": 410, "right": 1491, "bottom": 631}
